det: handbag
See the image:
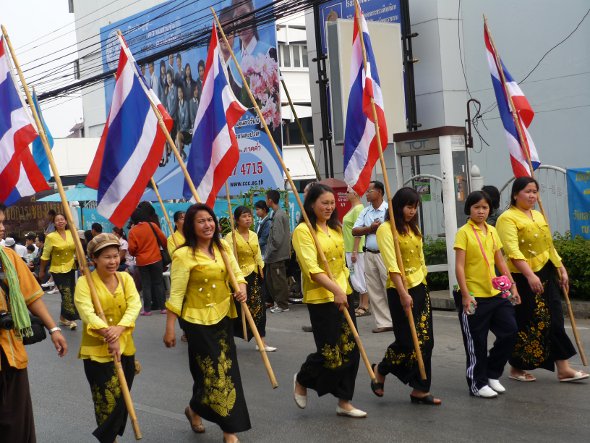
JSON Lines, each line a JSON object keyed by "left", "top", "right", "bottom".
{"left": 0, "top": 280, "right": 47, "bottom": 345}
{"left": 147, "top": 222, "right": 171, "bottom": 267}
{"left": 471, "top": 225, "right": 512, "bottom": 296}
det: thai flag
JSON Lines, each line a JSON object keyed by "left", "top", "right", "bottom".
{"left": 86, "top": 35, "right": 172, "bottom": 227}
{"left": 343, "top": 6, "right": 388, "bottom": 196}
{"left": 183, "top": 23, "right": 247, "bottom": 206}
{"left": 485, "top": 23, "right": 540, "bottom": 177}
{"left": 0, "top": 37, "right": 40, "bottom": 203}
{"left": 4, "top": 149, "right": 51, "bottom": 205}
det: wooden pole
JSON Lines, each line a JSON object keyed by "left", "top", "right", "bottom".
{"left": 224, "top": 183, "right": 248, "bottom": 340}
{"left": 1, "top": 25, "right": 142, "bottom": 439}
{"left": 485, "top": 17, "right": 587, "bottom": 366}
{"left": 279, "top": 74, "right": 321, "bottom": 180}
{"left": 116, "top": 31, "right": 201, "bottom": 204}
{"left": 354, "top": 1, "right": 426, "bottom": 380}
{"left": 150, "top": 178, "right": 177, "bottom": 248}
{"left": 212, "top": 8, "right": 376, "bottom": 383}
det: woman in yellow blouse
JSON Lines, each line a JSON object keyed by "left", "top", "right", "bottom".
{"left": 40, "top": 213, "right": 79, "bottom": 330}
{"left": 372, "top": 187, "right": 441, "bottom": 405}
{"left": 225, "top": 206, "right": 276, "bottom": 352}
{"left": 163, "top": 204, "right": 249, "bottom": 443}
{"left": 167, "top": 210, "right": 186, "bottom": 257}
{"left": 496, "top": 177, "right": 587, "bottom": 382}
{"left": 74, "top": 233, "right": 141, "bottom": 443}
{"left": 292, "top": 184, "right": 366, "bottom": 418}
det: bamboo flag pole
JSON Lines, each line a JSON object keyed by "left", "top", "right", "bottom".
{"left": 354, "top": 1, "right": 426, "bottom": 380}
{"left": 224, "top": 183, "right": 248, "bottom": 340}
{"left": 485, "top": 17, "right": 586, "bottom": 366}
{"left": 212, "top": 8, "right": 376, "bottom": 383}
{"left": 279, "top": 73, "right": 321, "bottom": 180}
{"left": 150, "top": 178, "right": 177, "bottom": 248}
{"left": 1, "top": 25, "right": 142, "bottom": 439}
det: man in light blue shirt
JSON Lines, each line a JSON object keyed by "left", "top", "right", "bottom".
{"left": 352, "top": 181, "right": 393, "bottom": 333}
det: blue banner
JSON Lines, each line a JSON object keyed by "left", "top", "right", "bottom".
{"left": 566, "top": 168, "right": 590, "bottom": 239}
{"left": 99, "top": 0, "right": 284, "bottom": 201}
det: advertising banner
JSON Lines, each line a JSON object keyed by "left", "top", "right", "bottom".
{"left": 566, "top": 168, "right": 590, "bottom": 239}
{"left": 99, "top": 0, "right": 284, "bottom": 200}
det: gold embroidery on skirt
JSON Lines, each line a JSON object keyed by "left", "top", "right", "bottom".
{"left": 91, "top": 373, "right": 121, "bottom": 425}
{"left": 197, "top": 335, "right": 237, "bottom": 417}
{"left": 321, "top": 322, "right": 356, "bottom": 370}
{"left": 513, "top": 291, "right": 551, "bottom": 366}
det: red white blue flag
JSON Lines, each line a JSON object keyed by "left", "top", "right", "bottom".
{"left": 485, "top": 23, "right": 540, "bottom": 178}
{"left": 0, "top": 37, "right": 42, "bottom": 203}
{"left": 86, "top": 35, "right": 172, "bottom": 227}
{"left": 343, "top": 5, "right": 388, "bottom": 196}
{"left": 183, "top": 23, "right": 247, "bottom": 206}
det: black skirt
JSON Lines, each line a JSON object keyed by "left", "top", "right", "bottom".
{"left": 296, "top": 298, "right": 359, "bottom": 400}
{"left": 234, "top": 272, "right": 266, "bottom": 341}
{"left": 377, "top": 283, "right": 433, "bottom": 392}
{"left": 52, "top": 270, "right": 80, "bottom": 321}
{"left": 509, "top": 262, "right": 576, "bottom": 371}
{"left": 83, "top": 355, "right": 135, "bottom": 443}
{"left": 185, "top": 317, "right": 251, "bottom": 433}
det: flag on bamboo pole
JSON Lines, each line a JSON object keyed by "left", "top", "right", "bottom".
{"left": 86, "top": 35, "right": 172, "bottom": 227}
{"left": 484, "top": 22, "right": 540, "bottom": 177}
{"left": 343, "top": 4, "right": 388, "bottom": 196}
{"left": 4, "top": 148, "right": 51, "bottom": 205}
{"left": 0, "top": 36, "right": 40, "bottom": 202}
{"left": 183, "top": 23, "right": 247, "bottom": 206}
{"left": 31, "top": 90, "right": 53, "bottom": 180}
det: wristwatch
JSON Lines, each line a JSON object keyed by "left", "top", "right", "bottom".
{"left": 48, "top": 326, "right": 62, "bottom": 335}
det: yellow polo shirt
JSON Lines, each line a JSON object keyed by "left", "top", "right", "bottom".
{"left": 75, "top": 271, "right": 141, "bottom": 363}
{"left": 41, "top": 230, "right": 76, "bottom": 273}
{"left": 376, "top": 221, "right": 427, "bottom": 290}
{"left": 292, "top": 223, "right": 351, "bottom": 304}
{"left": 454, "top": 220, "right": 503, "bottom": 298}
{"left": 496, "top": 207, "right": 562, "bottom": 273}
{"left": 166, "top": 240, "right": 246, "bottom": 325}
{"left": 224, "top": 230, "right": 264, "bottom": 277}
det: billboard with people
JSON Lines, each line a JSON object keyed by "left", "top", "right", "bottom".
{"left": 99, "top": 0, "right": 283, "bottom": 200}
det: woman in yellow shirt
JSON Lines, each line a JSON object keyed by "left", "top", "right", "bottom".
{"left": 496, "top": 177, "right": 587, "bottom": 382}
{"left": 163, "top": 204, "right": 249, "bottom": 443}
{"left": 455, "top": 191, "right": 520, "bottom": 398}
{"left": 372, "top": 187, "right": 441, "bottom": 405}
{"left": 40, "top": 213, "right": 79, "bottom": 330}
{"left": 225, "top": 206, "right": 276, "bottom": 352}
{"left": 167, "top": 210, "right": 186, "bottom": 257}
{"left": 74, "top": 233, "right": 141, "bottom": 443}
{"left": 292, "top": 184, "right": 366, "bottom": 418}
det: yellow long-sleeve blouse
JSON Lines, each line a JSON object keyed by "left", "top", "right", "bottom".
{"left": 496, "top": 207, "right": 562, "bottom": 273}
{"left": 166, "top": 239, "right": 247, "bottom": 325}
{"left": 74, "top": 271, "right": 141, "bottom": 363}
{"left": 292, "top": 223, "right": 351, "bottom": 304}
{"left": 167, "top": 230, "right": 185, "bottom": 257}
{"left": 41, "top": 230, "right": 76, "bottom": 273}
{"left": 224, "top": 230, "right": 264, "bottom": 277}
{"left": 376, "top": 221, "right": 427, "bottom": 290}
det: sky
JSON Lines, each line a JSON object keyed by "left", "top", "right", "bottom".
{"left": 3, "top": 1, "right": 83, "bottom": 138}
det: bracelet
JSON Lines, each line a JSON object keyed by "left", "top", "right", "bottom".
{"left": 48, "top": 326, "right": 62, "bottom": 335}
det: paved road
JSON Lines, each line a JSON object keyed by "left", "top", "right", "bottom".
{"left": 29, "top": 292, "right": 590, "bottom": 442}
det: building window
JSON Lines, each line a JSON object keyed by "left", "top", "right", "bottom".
{"left": 279, "top": 43, "right": 308, "bottom": 69}
{"left": 282, "top": 116, "right": 314, "bottom": 146}
{"left": 73, "top": 59, "right": 80, "bottom": 80}
{"left": 68, "top": 0, "right": 74, "bottom": 13}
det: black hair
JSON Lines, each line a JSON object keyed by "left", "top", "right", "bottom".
{"left": 198, "top": 59, "right": 205, "bottom": 71}
{"left": 173, "top": 211, "right": 185, "bottom": 232}
{"left": 130, "top": 207, "right": 148, "bottom": 224}
{"left": 370, "top": 180, "right": 385, "bottom": 196}
{"left": 84, "top": 230, "right": 93, "bottom": 243}
{"left": 254, "top": 200, "right": 268, "bottom": 213}
{"left": 91, "top": 222, "right": 103, "bottom": 233}
{"left": 112, "top": 226, "right": 126, "bottom": 240}
{"left": 26, "top": 244, "right": 35, "bottom": 253}
{"left": 234, "top": 206, "right": 252, "bottom": 222}
{"left": 464, "top": 191, "right": 493, "bottom": 216}
{"left": 176, "top": 53, "right": 182, "bottom": 60}
{"left": 266, "top": 189, "right": 280, "bottom": 204}
{"left": 387, "top": 187, "right": 421, "bottom": 237}
{"left": 47, "top": 209, "right": 56, "bottom": 217}
{"left": 0, "top": 203, "right": 5, "bottom": 214}
{"left": 510, "top": 177, "right": 539, "bottom": 206}
{"left": 25, "top": 233, "right": 36, "bottom": 241}
{"left": 302, "top": 184, "right": 340, "bottom": 231}
{"left": 36, "top": 233, "right": 45, "bottom": 243}
{"left": 183, "top": 204, "right": 222, "bottom": 255}
{"left": 481, "top": 185, "right": 501, "bottom": 210}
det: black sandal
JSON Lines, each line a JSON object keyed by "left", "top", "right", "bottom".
{"left": 410, "top": 394, "right": 441, "bottom": 405}
{"left": 370, "top": 364, "right": 384, "bottom": 397}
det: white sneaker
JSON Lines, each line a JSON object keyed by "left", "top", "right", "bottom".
{"left": 475, "top": 385, "right": 498, "bottom": 398}
{"left": 256, "top": 345, "right": 277, "bottom": 352}
{"left": 270, "top": 306, "right": 289, "bottom": 313}
{"left": 47, "top": 288, "right": 59, "bottom": 294}
{"left": 488, "top": 379, "right": 506, "bottom": 393}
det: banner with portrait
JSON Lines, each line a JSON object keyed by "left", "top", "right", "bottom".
{"left": 99, "top": 0, "right": 283, "bottom": 201}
